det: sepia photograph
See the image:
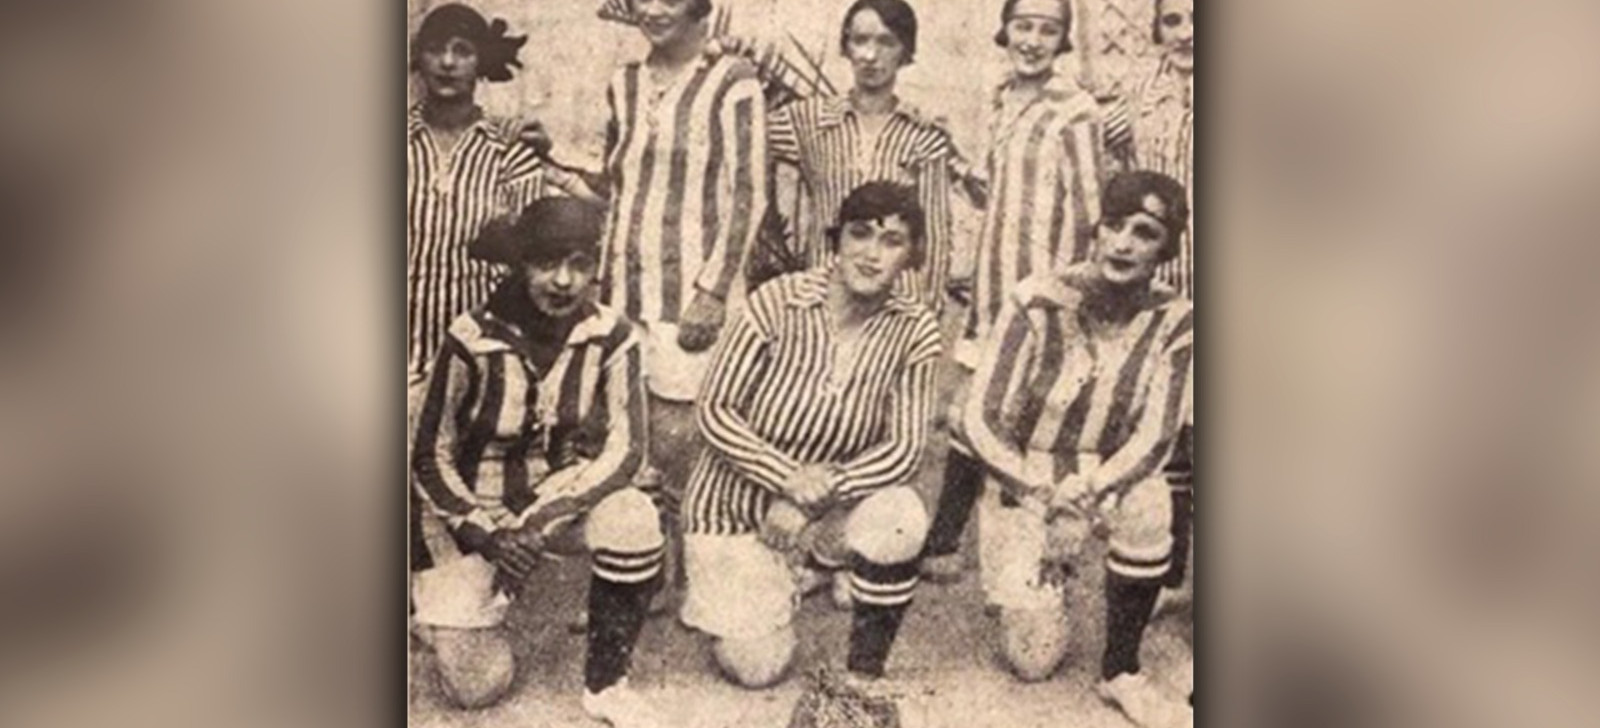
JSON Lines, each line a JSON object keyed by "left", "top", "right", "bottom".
{"left": 406, "top": 0, "right": 1194, "bottom": 725}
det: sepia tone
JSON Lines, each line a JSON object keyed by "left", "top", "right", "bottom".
{"left": 406, "top": 0, "right": 1193, "bottom": 725}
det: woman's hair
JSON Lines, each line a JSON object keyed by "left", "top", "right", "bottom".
{"left": 825, "top": 182, "right": 927, "bottom": 270}
{"left": 628, "top": 0, "right": 715, "bottom": 22}
{"left": 409, "top": 3, "right": 527, "bottom": 83}
{"left": 839, "top": 0, "right": 918, "bottom": 65}
{"left": 993, "top": 0, "right": 1073, "bottom": 55}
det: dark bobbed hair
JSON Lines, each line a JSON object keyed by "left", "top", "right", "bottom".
{"left": 628, "top": 0, "right": 715, "bottom": 22}
{"left": 409, "top": 3, "right": 527, "bottom": 83}
{"left": 1098, "top": 170, "right": 1188, "bottom": 263}
{"left": 839, "top": 0, "right": 918, "bottom": 65}
{"left": 825, "top": 182, "right": 927, "bottom": 270}
{"left": 993, "top": 0, "right": 1073, "bottom": 55}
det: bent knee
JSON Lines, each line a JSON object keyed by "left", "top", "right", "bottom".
{"left": 713, "top": 629, "right": 796, "bottom": 688}
{"left": 998, "top": 607, "right": 1069, "bottom": 682}
{"left": 585, "top": 488, "right": 664, "bottom": 553}
{"left": 846, "top": 486, "right": 930, "bottom": 565}
{"left": 429, "top": 627, "right": 516, "bottom": 709}
{"left": 1107, "top": 481, "right": 1174, "bottom": 578}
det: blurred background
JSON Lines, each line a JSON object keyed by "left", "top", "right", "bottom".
{"left": 0, "top": 0, "right": 1597, "bottom": 727}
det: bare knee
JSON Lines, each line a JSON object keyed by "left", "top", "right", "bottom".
{"left": 713, "top": 629, "right": 796, "bottom": 688}
{"left": 428, "top": 626, "right": 516, "bottom": 709}
{"left": 998, "top": 607, "right": 1069, "bottom": 682}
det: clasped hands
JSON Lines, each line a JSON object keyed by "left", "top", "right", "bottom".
{"left": 759, "top": 463, "right": 836, "bottom": 553}
{"left": 1011, "top": 473, "right": 1121, "bottom": 564}
{"left": 473, "top": 463, "right": 594, "bottom": 583}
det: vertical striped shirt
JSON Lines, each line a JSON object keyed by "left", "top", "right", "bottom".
{"left": 407, "top": 105, "right": 548, "bottom": 382}
{"left": 684, "top": 267, "right": 942, "bottom": 535}
{"left": 963, "top": 265, "right": 1192, "bottom": 499}
{"left": 412, "top": 293, "right": 646, "bottom": 541}
{"left": 768, "top": 95, "right": 960, "bottom": 310}
{"left": 965, "top": 74, "right": 1105, "bottom": 358}
{"left": 600, "top": 55, "right": 768, "bottom": 324}
{"left": 1107, "top": 57, "right": 1194, "bottom": 299}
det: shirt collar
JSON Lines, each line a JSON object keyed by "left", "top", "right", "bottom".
{"left": 785, "top": 265, "right": 921, "bottom": 317}
{"left": 816, "top": 93, "right": 926, "bottom": 130}
{"left": 407, "top": 103, "right": 507, "bottom": 143}
{"left": 461, "top": 295, "right": 619, "bottom": 355}
{"left": 995, "top": 71, "right": 1084, "bottom": 105}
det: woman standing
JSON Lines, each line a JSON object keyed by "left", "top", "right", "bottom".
{"left": 1107, "top": 0, "right": 1194, "bottom": 299}
{"left": 922, "top": 0, "right": 1106, "bottom": 578}
{"left": 763, "top": 0, "right": 971, "bottom": 310}
{"left": 597, "top": 0, "right": 769, "bottom": 530}
{"left": 407, "top": 3, "right": 561, "bottom": 386}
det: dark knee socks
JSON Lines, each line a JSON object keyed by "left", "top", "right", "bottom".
{"left": 584, "top": 549, "right": 664, "bottom": 693}
{"left": 923, "top": 449, "right": 984, "bottom": 558}
{"left": 1164, "top": 424, "right": 1194, "bottom": 588}
{"left": 1102, "top": 570, "right": 1163, "bottom": 681}
{"left": 847, "top": 560, "right": 919, "bottom": 678}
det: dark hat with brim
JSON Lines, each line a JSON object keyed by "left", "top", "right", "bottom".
{"left": 469, "top": 197, "right": 606, "bottom": 266}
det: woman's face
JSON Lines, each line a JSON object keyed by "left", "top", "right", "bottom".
{"left": 417, "top": 36, "right": 479, "bottom": 101}
{"left": 1004, "top": 0, "right": 1068, "bottom": 80}
{"left": 838, "top": 214, "right": 915, "bottom": 299}
{"left": 635, "top": 0, "right": 700, "bottom": 50}
{"left": 844, "top": 9, "right": 908, "bottom": 93}
{"left": 1157, "top": 0, "right": 1194, "bottom": 72}
{"left": 1093, "top": 211, "right": 1169, "bottom": 286}
{"left": 523, "top": 251, "right": 598, "bottom": 318}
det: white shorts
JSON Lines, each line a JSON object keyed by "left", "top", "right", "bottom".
{"left": 977, "top": 476, "right": 1065, "bottom": 611}
{"left": 410, "top": 489, "right": 660, "bottom": 629}
{"left": 978, "top": 474, "right": 1174, "bottom": 610}
{"left": 643, "top": 322, "right": 711, "bottom": 402}
{"left": 680, "top": 533, "right": 800, "bottom": 640}
{"left": 410, "top": 511, "right": 514, "bottom": 629}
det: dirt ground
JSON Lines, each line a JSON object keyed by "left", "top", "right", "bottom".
{"left": 408, "top": 314, "right": 1195, "bottom": 728}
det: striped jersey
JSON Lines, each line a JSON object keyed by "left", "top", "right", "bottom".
{"left": 768, "top": 95, "right": 960, "bottom": 309}
{"left": 600, "top": 55, "right": 768, "bottom": 324}
{"left": 966, "top": 74, "right": 1105, "bottom": 354}
{"left": 1109, "top": 57, "right": 1194, "bottom": 299}
{"left": 964, "top": 265, "right": 1192, "bottom": 498}
{"left": 407, "top": 105, "right": 548, "bottom": 382}
{"left": 411, "top": 289, "right": 646, "bottom": 541}
{"left": 684, "top": 267, "right": 942, "bottom": 535}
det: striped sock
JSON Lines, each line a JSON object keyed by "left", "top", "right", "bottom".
{"left": 846, "top": 560, "right": 919, "bottom": 677}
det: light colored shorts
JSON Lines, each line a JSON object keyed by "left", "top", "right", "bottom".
{"left": 410, "top": 511, "right": 515, "bottom": 629}
{"left": 410, "top": 488, "right": 662, "bottom": 629}
{"left": 680, "top": 533, "right": 801, "bottom": 641}
{"left": 979, "top": 474, "right": 1173, "bottom": 610}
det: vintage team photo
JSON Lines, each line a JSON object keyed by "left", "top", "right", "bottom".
{"left": 406, "top": 0, "right": 1194, "bottom": 725}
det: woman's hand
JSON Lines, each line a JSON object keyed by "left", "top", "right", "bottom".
{"left": 781, "top": 463, "right": 835, "bottom": 509}
{"left": 677, "top": 290, "right": 727, "bottom": 352}
{"left": 759, "top": 498, "right": 811, "bottom": 553}
{"left": 483, "top": 528, "right": 540, "bottom": 582}
{"left": 516, "top": 118, "right": 554, "bottom": 159}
